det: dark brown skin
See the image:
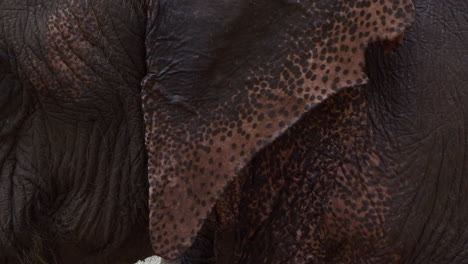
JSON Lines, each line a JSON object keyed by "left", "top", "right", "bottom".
{"left": 0, "top": 0, "right": 152, "bottom": 263}
{"left": 1, "top": 0, "right": 467, "bottom": 263}
{"left": 143, "top": 0, "right": 415, "bottom": 259}
{"left": 171, "top": 0, "right": 468, "bottom": 263}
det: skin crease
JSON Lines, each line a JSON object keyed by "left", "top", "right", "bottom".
{"left": 0, "top": 0, "right": 153, "bottom": 263}
{"left": 0, "top": 0, "right": 466, "bottom": 264}
{"left": 143, "top": 0, "right": 415, "bottom": 259}
{"left": 157, "top": 0, "right": 468, "bottom": 263}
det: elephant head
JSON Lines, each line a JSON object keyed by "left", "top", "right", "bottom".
{"left": 142, "top": 0, "right": 414, "bottom": 260}
{"left": 2, "top": 0, "right": 440, "bottom": 263}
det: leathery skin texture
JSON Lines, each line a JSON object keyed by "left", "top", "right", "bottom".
{"left": 0, "top": 0, "right": 466, "bottom": 263}
{"left": 142, "top": 0, "right": 414, "bottom": 259}
{"left": 175, "top": 1, "right": 468, "bottom": 263}
{"left": 0, "top": 0, "right": 153, "bottom": 263}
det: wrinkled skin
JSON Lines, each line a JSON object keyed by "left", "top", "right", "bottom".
{"left": 143, "top": 0, "right": 416, "bottom": 259}
{"left": 163, "top": 0, "right": 468, "bottom": 264}
{"left": 1, "top": 0, "right": 467, "bottom": 264}
{"left": 0, "top": 0, "right": 152, "bottom": 263}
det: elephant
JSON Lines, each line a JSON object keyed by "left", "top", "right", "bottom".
{"left": 0, "top": 0, "right": 466, "bottom": 264}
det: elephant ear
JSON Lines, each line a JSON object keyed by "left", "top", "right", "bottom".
{"left": 142, "top": 0, "right": 414, "bottom": 259}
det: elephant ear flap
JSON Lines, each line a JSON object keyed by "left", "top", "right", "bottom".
{"left": 142, "top": 0, "right": 414, "bottom": 259}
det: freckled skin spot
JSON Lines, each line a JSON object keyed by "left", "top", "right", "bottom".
{"left": 190, "top": 89, "right": 402, "bottom": 264}
{"left": 143, "top": 0, "right": 414, "bottom": 260}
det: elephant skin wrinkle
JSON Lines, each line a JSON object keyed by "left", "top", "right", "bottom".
{"left": 0, "top": 0, "right": 153, "bottom": 263}
{"left": 1, "top": 0, "right": 467, "bottom": 263}
{"left": 142, "top": 0, "right": 414, "bottom": 259}
{"left": 178, "top": 1, "right": 468, "bottom": 263}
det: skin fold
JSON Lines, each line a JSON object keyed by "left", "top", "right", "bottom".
{"left": 142, "top": 0, "right": 415, "bottom": 259}
{"left": 157, "top": 0, "right": 468, "bottom": 263}
{"left": 0, "top": 0, "right": 152, "bottom": 263}
{"left": 0, "top": 0, "right": 467, "bottom": 263}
